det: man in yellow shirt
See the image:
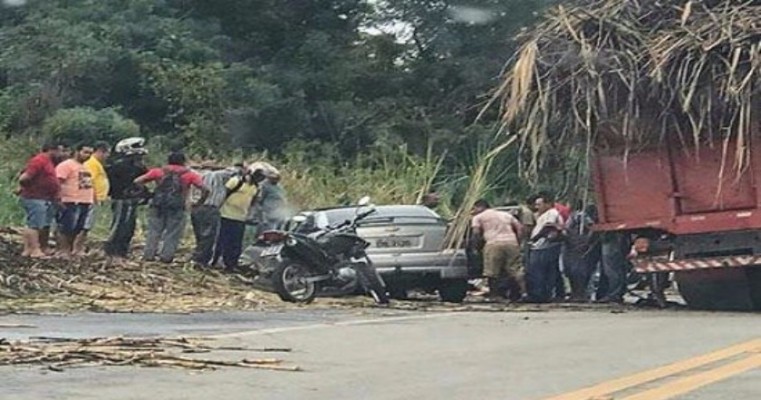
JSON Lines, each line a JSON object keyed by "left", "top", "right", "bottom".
{"left": 75, "top": 141, "right": 110, "bottom": 255}
{"left": 212, "top": 168, "right": 266, "bottom": 270}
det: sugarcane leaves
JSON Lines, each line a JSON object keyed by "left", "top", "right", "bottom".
{"left": 495, "top": 0, "right": 760, "bottom": 182}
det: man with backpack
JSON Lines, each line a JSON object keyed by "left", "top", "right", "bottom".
{"left": 134, "top": 152, "right": 209, "bottom": 263}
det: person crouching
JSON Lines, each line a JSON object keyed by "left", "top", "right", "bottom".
{"left": 470, "top": 199, "right": 524, "bottom": 301}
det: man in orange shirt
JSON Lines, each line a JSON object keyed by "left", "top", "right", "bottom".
{"left": 54, "top": 144, "right": 95, "bottom": 259}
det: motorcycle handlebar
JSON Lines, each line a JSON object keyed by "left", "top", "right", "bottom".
{"left": 319, "top": 208, "right": 376, "bottom": 237}
{"left": 355, "top": 208, "right": 375, "bottom": 221}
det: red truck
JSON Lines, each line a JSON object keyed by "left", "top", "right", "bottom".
{"left": 592, "top": 133, "right": 761, "bottom": 311}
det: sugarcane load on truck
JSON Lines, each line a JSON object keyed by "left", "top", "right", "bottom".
{"left": 496, "top": 0, "right": 761, "bottom": 311}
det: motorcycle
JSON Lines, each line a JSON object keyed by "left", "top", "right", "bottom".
{"left": 257, "top": 197, "right": 390, "bottom": 305}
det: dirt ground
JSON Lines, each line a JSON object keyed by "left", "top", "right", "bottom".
{"left": 1, "top": 232, "right": 668, "bottom": 315}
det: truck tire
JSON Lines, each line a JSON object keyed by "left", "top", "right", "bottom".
{"left": 438, "top": 279, "right": 469, "bottom": 303}
{"left": 676, "top": 268, "right": 756, "bottom": 311}
{"left": 746, "top": 266, "right": 761, "bottom": 311}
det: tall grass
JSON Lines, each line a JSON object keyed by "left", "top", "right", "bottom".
{"left": 276, "top": 142, "right": 446, "bottom": 211}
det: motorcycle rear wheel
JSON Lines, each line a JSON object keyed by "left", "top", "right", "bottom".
{"left": 272, "top": 260, "right": 318, "bottom": 303}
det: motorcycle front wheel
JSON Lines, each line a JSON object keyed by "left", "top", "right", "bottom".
{"left": 355, "top": 261, "right": 390, "bottom": 305}
{"left": 272, "top": 259, "right": 318, "bottom": 303}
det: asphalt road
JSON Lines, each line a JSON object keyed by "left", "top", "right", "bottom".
{"left": 1, "top": 307, "right": 759, "bottom": 400}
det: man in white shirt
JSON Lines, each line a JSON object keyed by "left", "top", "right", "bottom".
{"left": 526, "top": 193, "right": 565, "bottom": 303}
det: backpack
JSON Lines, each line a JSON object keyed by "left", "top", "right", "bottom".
{"left": 151, "top": 167, "right": 188, "bottom": 210}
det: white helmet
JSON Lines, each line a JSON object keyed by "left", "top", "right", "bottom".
{"left": 248, "top": 161, "right": 279, "bottom": 177}
{"left": 115, "top": 137, "right": 147, "bottom": 155}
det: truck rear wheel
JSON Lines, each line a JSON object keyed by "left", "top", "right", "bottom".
{"left": 747, "top": 266, "right": 761, "bottom": 310}
{"left": 676, "top": 268, "right": 758, "bottom": 311}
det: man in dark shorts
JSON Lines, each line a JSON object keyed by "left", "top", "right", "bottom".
{"left": 55, "top": 144, "right": 95, "bottom": 259}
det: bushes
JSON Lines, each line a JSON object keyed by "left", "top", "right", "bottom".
{"left": 41, "top": 107, "right": 140, "bottom": 146}
{"left": 0, "top": 137, "right": 38, "bottom": 227}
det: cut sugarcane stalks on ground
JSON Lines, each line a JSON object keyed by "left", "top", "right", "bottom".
{"left": 0, "top": 336, "right": 301, "bottom": 372}
{"left": 0, "top": 234, "right": 285, "bottom": 313}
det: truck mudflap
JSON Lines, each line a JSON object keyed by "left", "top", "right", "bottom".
{"left": 632, "top": 255, "right": 761, "bottom": 273}
{"left": 632, "top": 255, "right": 761, "bottom": 311}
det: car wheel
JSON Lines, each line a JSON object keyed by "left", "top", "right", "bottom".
{"left": 438, "top": 279, "right": 469, "bottom": 303}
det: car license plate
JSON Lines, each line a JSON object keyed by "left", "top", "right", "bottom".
{"left": 261, "top": 244, "right": 283, "bottom": 257}
{"left": 375, "top": 238, "right": 414, "bottom": 248}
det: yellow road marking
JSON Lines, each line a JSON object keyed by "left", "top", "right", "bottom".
{"left": 620, "top": 353, "right": 761, "bottom": 400}
{"left": 543, "top": 338, "right": 761, "bottom": 400}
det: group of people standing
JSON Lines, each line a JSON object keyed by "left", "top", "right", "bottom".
{"left": 470, "top": 192, "right": 628, "bottom": 304}
{"left": 17, "top": 142, "right": 110, "bottom": 259}
{"left": 17, "top": 137, "right": 287, "bottom": 270}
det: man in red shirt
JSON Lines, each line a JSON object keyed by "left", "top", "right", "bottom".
{"left": 135, "top": 152, "right": 209, "bottom": 263}
{"left": 17, "top": 143, "right": 62, "bottom": 258}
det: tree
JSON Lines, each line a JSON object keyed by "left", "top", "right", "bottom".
{"left": 41, "top": 107, "right": 140, "bottom": 145}
{"left": 0, "top": 0, "right": 555, "bottom": 164}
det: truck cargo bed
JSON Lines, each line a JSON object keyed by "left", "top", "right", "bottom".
{"left": 593, "top": 139, "right": 761, "bottom": 235}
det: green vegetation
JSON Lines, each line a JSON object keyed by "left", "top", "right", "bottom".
{"left": 0, "top": 0, "right": 553, "bottom": 153}
{"left": 42, "top": 107, "right": 141, "bottom": 145}
{"left": 0, "top": 0, "right": 566, "bottom": 228}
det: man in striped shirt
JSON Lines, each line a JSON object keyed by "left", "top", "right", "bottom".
{"left": 189, "top": 162, "right": 242, "bottom": 267}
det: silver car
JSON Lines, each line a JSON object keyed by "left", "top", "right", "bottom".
{"left": 242, "top": 205, "right": 470, "bottom": 302}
